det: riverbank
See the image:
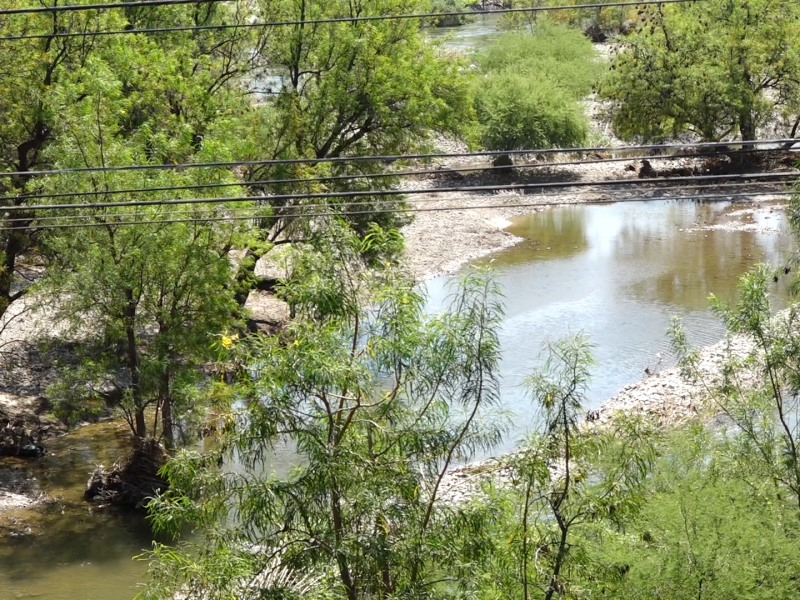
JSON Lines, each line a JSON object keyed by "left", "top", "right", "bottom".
{"left": 437, "top": 332, "right": 761, "bottom": 504}
{"left": 400, "top": 145, "right": 796, "bottom": 280}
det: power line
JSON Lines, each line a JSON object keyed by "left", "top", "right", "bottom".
{"left": 2, "top": 190, "right": 792, "bottom": 231}
{"left": 5, "top": 150, "right": 794, "bottom": 204}
{"left": 0, "top": 0, "right": 229, "bottom": 16}
{"left": 0, "top": 0, "right": 702, "bottom": 40}
{"left": 15, "top": 178, "right": 795, "bottom": 224}
{"left": 1, "top": 138, "right": 796, "bottom": 179}
{"left": 4, "top": 170, "right": 797, "bottom": 213}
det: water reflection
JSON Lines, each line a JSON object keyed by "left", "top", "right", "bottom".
{"left": 504, "top": 207, "right": 589, "bottom": 262}
{"left": 425, "top": 200, "right": 795, "bottom": 453}
{"left": 614, "top": 202, "right": 790, "bottom": 310}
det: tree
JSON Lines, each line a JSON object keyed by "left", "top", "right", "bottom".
{"left": 503, "top": 0, "right": 636, "bottom": 41}
{"left": 40, "top": 164, "right": 243, "bottom": 446}
{"left": 0, "top": 0, "right": 286, "bottom": 448}
{"left": 598, "top": 0, "right": 800, "bottom": 142}
{"left": 0, "top": 0, "right": 268, "bottom": 345}
{"left": 0, "top": 3, "right": 125, "bottom": 319}
{"left": 670, "top": 264, "right": 800, "bottom": 510}
{"left": 429, "top": 0, "right": 474, "bottom": 27}
{"left": 141, "top": 246, "right": 506, "bottom": 599}
{"left": 247, "top": 0, "right": 472, "bottom": 165}
{"left": 227, "top": 0, "right": 476, "bottom": 285}
{"left": 0, "top": 0, "right": 478, "bottom": 319}
{"left": 475, "top": 336, "right": 656, "bottom": 599}
{"left": 32, "top": 79, "right": 252, "bottom": 445}
{"left": 472, "top": 23, "right": 597, "bottom": 164}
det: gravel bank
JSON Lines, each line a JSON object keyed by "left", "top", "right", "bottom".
{"left": 436, "top": 333, "right": 764, "bottom": 504}
{"left": 400, "top": 153, "right": 795, "bottom": 281}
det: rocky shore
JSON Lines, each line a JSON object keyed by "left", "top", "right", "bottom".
{"left": 399, "top": 141, "right": 796, "bottom": 280}
{"left": 437, "top": 333, "right": 761, "bottom": 504}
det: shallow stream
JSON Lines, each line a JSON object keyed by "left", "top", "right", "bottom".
{"left": 1, "top": 198, "right": 794, "bottom": 599}
{"left": 0, "top": 421, "right": 155, "bottom": 599}
{"left": 425, "top": 199, "right": 795, "bottom": 453}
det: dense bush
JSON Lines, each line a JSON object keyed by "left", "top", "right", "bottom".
{"left": 473, "top": 23, "right": 598, "bottom": 160}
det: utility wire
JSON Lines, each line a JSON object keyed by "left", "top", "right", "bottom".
{"left": 0, "top": 0, "right": 229, "bottom": 16}
{"left": 3, "top": 171, "right": 797, "bottom": 213}
{"left": 5, "top": 150, "right": 794, "bottom": 204}
{"left": 0, "top": 0, "right": 702, "bottom": 40}
{"left": 2, "top": 190, "right": 792, "bottom": 231}
{"left": 0, "top": 138, "right": 795, "bottom": 179}
{"left": 15, "top": 178, "right": 795, "bottom": 224}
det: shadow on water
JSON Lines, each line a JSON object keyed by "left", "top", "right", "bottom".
{"left": 425, "top": 200, "right": 796, "bottom": 454}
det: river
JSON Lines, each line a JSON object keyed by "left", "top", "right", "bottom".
{"left": 1, "top": 19, "right": 796, "bottom": 600}
{"left": 424, "top": 199, "right": 794, "bottom": 453}
{"left": 2, "top": 197, "right": 793, "bottom": 599}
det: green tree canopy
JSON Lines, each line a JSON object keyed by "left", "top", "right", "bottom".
{"left": 143, "top": 246, "right": 506, "bottom": 599}
{"left": 0, "top": 0, "right": 258, "bottom": 322}
{"left": 599, "top": 0, "right": 800, "bottom": 142}
{"left": 472, "top": 22, "right": 597, "bottom": 161}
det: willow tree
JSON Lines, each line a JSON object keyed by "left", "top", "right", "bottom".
{"left": 142, "top": 241, "right": 505, "bottom": 599}
{"left": 473, "top": 337, "right": 657, "bottom": 600}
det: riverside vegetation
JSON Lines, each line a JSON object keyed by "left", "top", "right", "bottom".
{"left": 1, "top": 0, "right": 800, "bottom": 598}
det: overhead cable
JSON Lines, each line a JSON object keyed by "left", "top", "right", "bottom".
{"left": 3, "top": 170, "right": 797, "bottom": 213}
{"left": 2, "top": 190, "right": 792, "bottom": 231}
{"left": 0, "top": 138, "right": 795, "bottom": 179}
{"left": 4, "top": 151, "right": 795, "bottom": 203}
{"left": 0, "top": 0, "right": 229, "bottom": 16}
{"left": 0, "top": 0, "right": 702, "bottom": 40}
{"left": 15, "top": 178, "right": 796, "bottom": 224}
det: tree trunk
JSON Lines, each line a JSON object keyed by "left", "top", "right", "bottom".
{"left": 331, "top": 488, "right": 357, "bottom": 600}
{"left": 738, "top": 88, "right": 757, "bottom": 147}
{"left": 0, "top": 122, "right": 51, "bottom": 321}
{"left": 160, "top": 369, "right": 174, "bottom": 449}
{"left": 124, "top": 290, "right": 146, "bottom": 440}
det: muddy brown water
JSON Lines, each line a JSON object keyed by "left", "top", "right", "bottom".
{"left": 0, "top": 199, "right": 795, "bottom": 598}
{"left": 0, "top": 421, "right": 157, "bottom": 599}
{"left": 425, "top": 199, "right": 796, "bottom": 453}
